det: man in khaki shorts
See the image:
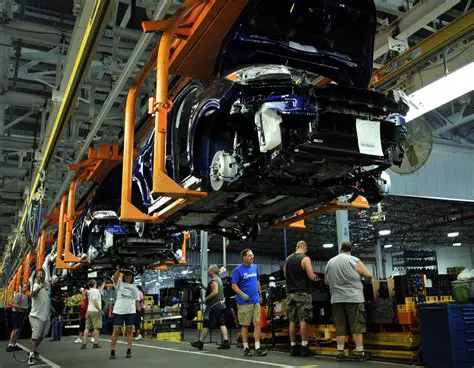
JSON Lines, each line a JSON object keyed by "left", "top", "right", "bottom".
{"left": 325, "top": 241, "right": 373, "bottom": 362}
{"left": 232, "top": 249, "right": 267, "bottom": 357}
{"left": 81, "top": 279, "right": 104, "bottom": 349}
{"left": 284, "top": 241, "right": 317, "bottom": 357}
{"left": 28, "top": 270, "right": 51, "bottom": 366}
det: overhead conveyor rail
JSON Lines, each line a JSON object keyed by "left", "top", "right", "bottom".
{"left": 120, "top": 0, "right": 248, "bottom": 222}
{"left": 1, "top": 0, "right": 113, "bottom": 276}
{"left": 370, "top": 10, "right": 474, "bottom": 90}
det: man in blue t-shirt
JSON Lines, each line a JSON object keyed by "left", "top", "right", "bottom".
{"left": 231, "top": 249, "right": 267, "bottom": 357}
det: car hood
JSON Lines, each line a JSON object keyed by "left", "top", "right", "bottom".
{"left": 215, "top": 0, "right": 376, "bottom": 88}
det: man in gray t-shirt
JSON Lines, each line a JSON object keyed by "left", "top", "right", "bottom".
{"left": 325, "top": 242, "right": 373, "bottom": 362}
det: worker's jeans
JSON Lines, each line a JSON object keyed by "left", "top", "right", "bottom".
{"left": 51, "top": 316, "right": 63, "bottom": 341}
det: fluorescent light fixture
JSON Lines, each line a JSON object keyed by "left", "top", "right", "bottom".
{"left": 404, "top": 62, "right": 474, "bottom": 122}
{"left": 323, "top": 243, "right": 334, "bottom": 248}
{"left": 384, "top": 244, "right": 393, "bottom": 249}
{"left": 447, "top": 232, "right": 459, "bottom": 238}
{"left": 453, "top": 242, "right": 462, "bottom": 247}
{"left": 379, "top": 229, "right": 391, "bottom": 236}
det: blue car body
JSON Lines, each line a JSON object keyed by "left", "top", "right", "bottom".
{"left": 74, "top": 0, "right": 409, "bottom": 257}
{"left": 128, "top": 0, "right": 408, "bottom": 239}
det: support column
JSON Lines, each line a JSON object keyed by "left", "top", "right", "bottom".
{"left": 200, "top": 230, "right": 208, "bottom": 301}
{"left": 0, "top": 104, "right": 5, "bottom": 162}
{"left": 336, "top": 210, "right": 350, "bottom": 251}
{"left": 223, "top": 237, "right": 228, "bottom": 271}
{"left": 375, "top": 238, "right": 384, "bottom": 280}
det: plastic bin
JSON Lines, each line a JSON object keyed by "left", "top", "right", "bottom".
{"left": 424, "top": 296, "right": 439, "bottom": 303}
{"left": 397, "top": 304, "right": 415, "bottom": 312}
{"left": 439, "top": 295, "right": 453, "bottom": 303}
{"left": 397, "top": 310, "right": 418, "bottom": 324}
{"left": 452, "top": 280, "right": 474, "bottom": 303}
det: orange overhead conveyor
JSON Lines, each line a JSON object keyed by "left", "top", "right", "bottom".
{"left": 120, "top": 0, "right": 371, "bottom": 229}
{"left": 120, "top": 0, "right": 249, "bottom": 223}
{"left": 272, "top": 196, "right": 370, "bottom": 229}
{"left": 54, "top": 144, "right": 123, "bottom": 269}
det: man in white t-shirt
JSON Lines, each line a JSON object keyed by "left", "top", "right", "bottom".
{"left": 28, "top": 269, "right": 51, "bottom": 366}
{"left": 110, "top": 266, "right": 140, "bottom": 360}
{"left": 81, "top": 279, "right": 104, "bottom": 350}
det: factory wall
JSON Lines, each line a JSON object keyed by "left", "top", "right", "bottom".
{"left": 384, "top": 246, "right": 473, "bottom": 277}
{"left": 390, "top": 143, "right": 474, "bottom": 201}
{"left": 436, "top": 245, "right": 473, "bottom": 274}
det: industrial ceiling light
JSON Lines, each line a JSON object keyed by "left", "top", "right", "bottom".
{"left": 384, "top": 244, "right": 393, "bottom": 249}
{"left": 404, "top": 62, "right": 474, "bottom": 122}
{"left": 323, "top": 243, "right": 334, "bottom": 248}
{"left": 453, "top": 242, "right": 462, "bottom": 247}
{"left": 447, "top": 232, "right": 459, "bottom": 238}
{"left": 379, "top": 229, "right": 391, "bottom": 236}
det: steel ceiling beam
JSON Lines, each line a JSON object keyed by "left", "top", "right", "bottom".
{"left": 374, "top": 0, "right": 460, "bottom": 60}
{"left": 0, "top": 165, "right": 28, "bottom": 177}
{"left": 434, "top": 113, "right": 474, "bottom": 135}
{"left": 1, "top": 0, "right": 113, "bottom": 275}
{"left": 0, "top": 91, "right": 46, "bottom": 107}
{"left": 0, "top": 109, "right": 37, "bottom": 134}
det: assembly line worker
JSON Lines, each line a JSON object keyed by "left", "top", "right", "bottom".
{"left": 110, "top": 266, "right": 141, "bottom": 360}
{"left": 231, "top": 248, "right": 267, "bottom": 357}
{"left": 191, "top": 264, "right": 230, "bottom": 350}
{"left": 74, "top": 287, "right": 89, "bottom": 344}
{"left": 81, "top": 279, "right": 104, "bottom": 349}
{"left": 6, "top": 284, "right": 29, "bottom": 352}
{"left": 325, "top": 241, "right": 373, "bottom": 362}
{"left": 28, "top": 269, "right": 52, "bottom": 366}
{"left": 284, "top": 240, "right": 318, "bottom": 357}
{"left": 134, "top": 285, "right": 145, "bottom": 341}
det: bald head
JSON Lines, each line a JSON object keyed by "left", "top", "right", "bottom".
{"left": 296, "top": 240, "right": 308, "bottom": 254}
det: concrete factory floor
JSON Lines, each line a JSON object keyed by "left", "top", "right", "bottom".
{"left": 0, "top": 336, "right": 415, "bottom": 368}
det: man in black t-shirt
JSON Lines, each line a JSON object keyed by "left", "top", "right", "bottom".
{"left": 284, "top": 241, "right": 317, "bottom": 357}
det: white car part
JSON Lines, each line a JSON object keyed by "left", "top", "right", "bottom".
{"left": 255, "top": 104, "right": 282, "bottom": 153}
{"left": 104, "top": 230, "right": 114, "bottom": 250}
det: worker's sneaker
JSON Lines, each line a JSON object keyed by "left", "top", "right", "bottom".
{"left": 73, "top": 337, "right": 82, "bottom": 344}
{"left": 337, "top": 351, "right": 345, "bottom": 362}
{"left": 218, "top": 340, "right": 231, "bottom": 349}
{"left": 253, "top": 348, "right": 267, "bottom": 357}
{"left": 109, "top": 350, "right": 116, "bottom": 359}
{"left": 81, "top": 344, "right": 87, "bottom": 350}
{"left": 134, "top": 334, "right": 143, "bottom": 341}
{"left": 244, "top": 347, "right": 253, "bottom": 356}
{"left": 191, "top": 340, "right": 204, "bottom": 350}
{"left": 290, "top": 345, "right": 300, "bottom": 356}
{"left": 28, "top": 352, "right": 35, "bottom": 366}
{"left": 92, "top": 344, "right": 102, "bottom": 349}
{"left": 126, "top": 348, "right": 132, "bottom": 358}
{"left": 301, "top": 346, "right": 312, "bottom": 357}
{"left": 354, "top": 351, "right": 370, "bottom": 361}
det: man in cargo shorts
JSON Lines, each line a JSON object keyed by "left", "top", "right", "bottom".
{"left": 285, "top": 240, "right": 318, "bottom": 357}
{"left": 81, "top": 279, "right": 104, "bottom": 349}
{"left": 232, "top": 248, "right": 267, "bottom": 357}
{"left": 28, "top": 269, "right": 51, "bottom": 366}
{"left": 325, "top": 241, "right": 373, "bottom": 361}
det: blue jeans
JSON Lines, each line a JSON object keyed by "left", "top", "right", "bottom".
{"left": 51, "top": 316, "right": 62, "bottom": 340}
